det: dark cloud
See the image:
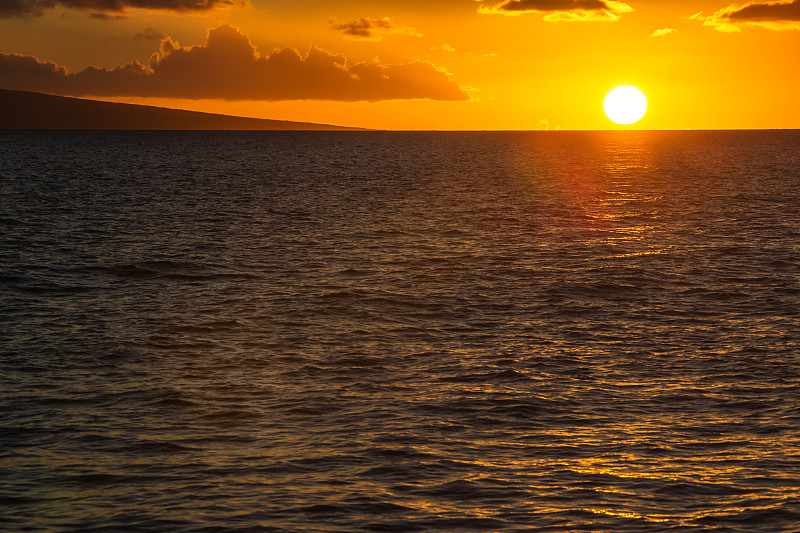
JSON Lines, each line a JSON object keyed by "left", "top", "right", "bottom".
{"left": 330, "top": 17, "right": 421, "bottom": 41}
{"left": 493, "top": 0, "right": 608, "bottom": 12}
{"left": 0, "top": 25, "right": 467, "bottom": 102}
{"left": 479, "top": 0, "right": 632, "bottom": 20}
{"left": 333, "top": 17, "right": 392, "bottom": 38}
{"left": 0, "top": 0, "right": 50, "bottom": 18}
{"left": 697, "top": 0, "right": 800, "bottom": 30}
{"left": 133, "top": 27, "right": 165, "bottom": 41}
{"left": 0, "top": 0, "right": 233, "bottom": 18}
{"left": 726, "top": 0, "right": 800, "bottom": 21}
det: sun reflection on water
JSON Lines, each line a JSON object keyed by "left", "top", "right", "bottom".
{"left": 588, "top": 132, "right": 662, "bottom": 243}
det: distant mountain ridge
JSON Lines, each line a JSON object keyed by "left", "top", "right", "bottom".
{"left": 0, "top": 89, "right": 367, "bottom": 131}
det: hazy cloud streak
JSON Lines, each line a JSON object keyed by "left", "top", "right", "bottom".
{"left": 651, "top": 27, "right": 677, "bottom": 36}
{"left": 133, "top": 27, "right": 165, "bottom": 41}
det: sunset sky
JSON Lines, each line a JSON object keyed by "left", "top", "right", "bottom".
{"left": 1, "top": 0, "right": 799, "bottom": 130}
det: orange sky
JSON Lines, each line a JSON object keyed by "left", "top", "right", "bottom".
{"left": 1, "top": 0, "right": 799, "bottom": 130}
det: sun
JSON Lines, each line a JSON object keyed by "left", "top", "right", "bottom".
{"left": 604, "top": 86, "right": 647, "bottom": 125}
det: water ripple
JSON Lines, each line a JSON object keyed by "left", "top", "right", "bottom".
{"left": 1, "top": 130, "right": 799, "bottom": 532}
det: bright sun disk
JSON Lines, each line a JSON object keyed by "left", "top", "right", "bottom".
{"left": 604, "top": 86, "right": 647, "bottom": 125}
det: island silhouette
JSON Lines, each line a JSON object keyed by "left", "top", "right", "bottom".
{"left": 0, "top": 89, "right": 365, "bottom": 131}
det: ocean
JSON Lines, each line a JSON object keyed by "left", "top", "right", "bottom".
{"left": 1, "top": 130, "right": 799, "bottom": 532}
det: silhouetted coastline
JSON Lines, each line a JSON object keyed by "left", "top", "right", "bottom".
{"left": 0, "top": 89, "right": 366, "bottom": 131}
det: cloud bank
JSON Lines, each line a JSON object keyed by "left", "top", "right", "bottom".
{"left": 0, "top": 0, "right": 234, "bottom": 18}
{"left": 479, "top": 0, "right": 633, "bottom": 21}
{"left": 0, "top": 25, "right": 468, "bottom": 101}
{"left": 331, "top": 17, "right": 422, "bottom": 41}
{"left": 696, "top": 0, "right": 800, "bottom": 31}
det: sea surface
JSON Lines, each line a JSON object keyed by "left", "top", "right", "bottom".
{"left": 1, "top": 130, "right": 799, "bottom": 532}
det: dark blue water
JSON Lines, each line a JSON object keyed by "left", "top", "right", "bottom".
{"left": 1, "top": 130, "right": 799, "bottom": 532}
